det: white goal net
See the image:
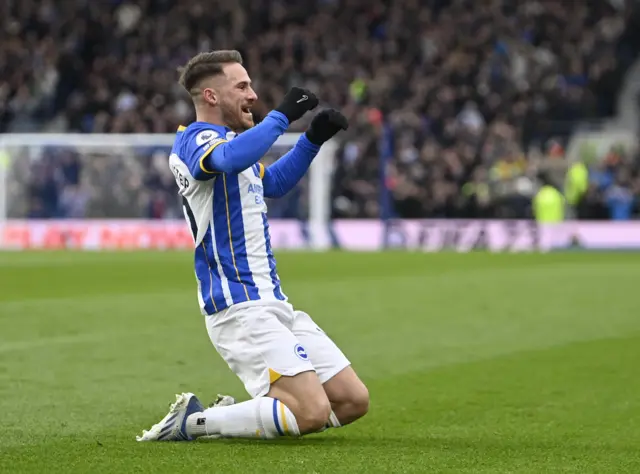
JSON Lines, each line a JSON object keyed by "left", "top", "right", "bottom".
{"left": 0, "top": 133, "right": 336, "bottom": 250}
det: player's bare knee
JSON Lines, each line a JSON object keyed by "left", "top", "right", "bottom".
{"left": 349, "top": 383, "right": 370, "bottom": 420}
{"left": 295, "top": 396, "right": 332, "bottom": 433}
{"left": 332, "top": 382, "right": 369, "bottom": 425}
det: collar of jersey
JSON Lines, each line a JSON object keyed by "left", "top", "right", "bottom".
{"left": 177, "top": 122, "right": 232, "bottom": 133}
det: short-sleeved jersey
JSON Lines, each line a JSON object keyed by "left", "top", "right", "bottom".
{"left": 169, "top": 122, "right": 286, "bottom": 315}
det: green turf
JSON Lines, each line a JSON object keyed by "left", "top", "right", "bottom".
{"left": 1, "top": 251, "right": 639, "bottom": 473}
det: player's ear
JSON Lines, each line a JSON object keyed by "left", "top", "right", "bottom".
{"left": 202, "top": 88, "right": 218, "bottom": 106}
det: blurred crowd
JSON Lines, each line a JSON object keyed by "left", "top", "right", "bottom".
{"left": 6, "top": 143, "right": 305, "bottom": 219}
{"left": 3, "top": 0, "right": 640, "bottom": 220}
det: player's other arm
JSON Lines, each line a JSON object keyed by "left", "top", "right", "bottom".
{"left": 197, "top": 88, "right": 319, "bottom": 178}
{"left": 261, "top": 134, "right": 319, "bottom": 198}
{"left": 262, "top": 109, "right": 348, "bottom": 199}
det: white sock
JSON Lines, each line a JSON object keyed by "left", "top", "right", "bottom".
{"left": 328, "top": 410, "right": 341, "bottom": 428}
{"left": 186, "top": 397, "right": 300, "bottom": 439}
{"left": 316, "top": 410, "right": 341, "bottom": 433}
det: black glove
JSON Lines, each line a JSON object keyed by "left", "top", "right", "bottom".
{"left": 305, "top": 109, "right": 349, "bottom": 145}
{"left": 275, "top": 87, "right": 319, "bottom": 123}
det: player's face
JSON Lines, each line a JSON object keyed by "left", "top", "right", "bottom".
{"left": 219, "top": 63, "right": 258, "bottom": 132}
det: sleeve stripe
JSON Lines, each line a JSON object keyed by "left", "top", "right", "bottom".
{"left": 199, "top": 140, "right": 228, "bottom": 174}
{"left": 258, "top": 163, "right": 265, "bottom": 179}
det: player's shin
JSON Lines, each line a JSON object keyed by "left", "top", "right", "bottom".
{"left": 185, "top": 397, "right": 300, "bottom": 439}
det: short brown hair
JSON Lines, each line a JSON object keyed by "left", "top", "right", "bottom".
{"left": 178, "top": 50, "right": 243, "bottom": 95}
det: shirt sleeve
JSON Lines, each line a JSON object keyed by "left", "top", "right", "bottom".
{"left": 261, "top": 133, "right": 320, "bottom": 198}
{"left": 180, "top": 128, "right": 227, "bottom": 181}
{"left": 181, "top": 111, "right": 290, "bottom": 181}
{"left": 204, "top": 111, "right": 290, "bottom": 179}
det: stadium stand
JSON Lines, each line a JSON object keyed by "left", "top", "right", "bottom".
{"left": 2, "top": 0, "right": 640, "bottom": 220}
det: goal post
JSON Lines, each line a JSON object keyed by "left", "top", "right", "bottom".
{"left": 0, "top": 133, "right": 336, "bottom": 250}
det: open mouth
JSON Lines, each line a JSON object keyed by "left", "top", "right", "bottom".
{"left": 241, "top": 106, "right": 252, "bottom": 116}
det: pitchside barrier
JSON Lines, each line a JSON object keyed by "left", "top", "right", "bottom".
{"left": 1, "top": 219, "right": 639, "bottom": 252}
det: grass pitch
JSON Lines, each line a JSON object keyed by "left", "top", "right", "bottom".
{"left": 1, "top": 251, "right": 639, "bottom": 473}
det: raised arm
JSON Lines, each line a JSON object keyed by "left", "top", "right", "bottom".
{"left": 199, "top": 87, "right": 319, "bottom": 177}
{"left": 261, "top": 109, "right": 349, "bottom": 199}
{"left": 198, "top": 111, "right": 289, "bottom": 176}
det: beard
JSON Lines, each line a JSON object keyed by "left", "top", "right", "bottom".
{"left": 220, "top": 100, "right": 254, "bottom": 132}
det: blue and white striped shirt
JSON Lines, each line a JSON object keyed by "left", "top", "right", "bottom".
{"left": 170, "top": 122, "right": 288, "bottom": 315}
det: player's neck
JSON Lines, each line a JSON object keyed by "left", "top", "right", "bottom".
{"left": 195, "top": 116, "right": 229, "bottom": 129}
{"left": 195, "top": 109, "right": 231, "bottom": 131}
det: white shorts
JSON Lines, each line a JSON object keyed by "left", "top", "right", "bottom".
{"left": 205, "top": 300, "right": 351, "bottom": 398}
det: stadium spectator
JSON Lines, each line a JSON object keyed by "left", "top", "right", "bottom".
{"left": 2, "top": 0, "right": 640, "bottom": 219}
